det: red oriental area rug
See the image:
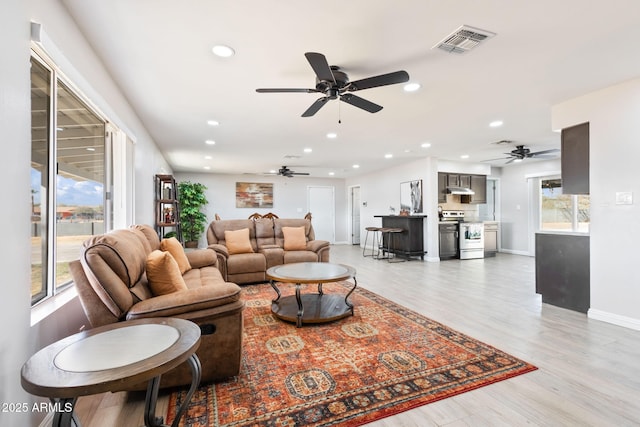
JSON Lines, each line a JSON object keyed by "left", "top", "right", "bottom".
{"left": 167, "top": 282, "right": 536, "bottom": 426}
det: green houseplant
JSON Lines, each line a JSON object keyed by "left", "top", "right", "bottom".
{"left": 177, "top": 181, "right": 208, "bottom": 248}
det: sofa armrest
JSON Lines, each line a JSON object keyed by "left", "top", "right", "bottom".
{"left": 186, "top": 248, "right": 218, "bottom": 269}
{"left": 208, "top": 243, "right": 229, "bottom": 259}
{"left": 307, "top": 239, "right": 330, "bottom": 252}
{"left": 126, "top": 282, "right": 242, "bottom": 320}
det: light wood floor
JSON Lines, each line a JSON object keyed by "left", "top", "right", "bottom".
{"left": 73, "top": 245, "right": 640, "bottom": 426}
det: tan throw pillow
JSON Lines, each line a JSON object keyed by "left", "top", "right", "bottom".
{"left": 146, "top": 250, "right": 188, "bottom": 296}
{"left": 225, "top": 228, "right": 254, "bottom": 255}
{"left": 283, "top": 226, "right": 307, "bottom": 250}
{"left": 160, "top": 237, "right": 191, "bottom": 274}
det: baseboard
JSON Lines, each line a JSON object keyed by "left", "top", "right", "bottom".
{"left": 588, "top": 309, "right": 640, "bottom": 331}
{"left": 426, "top": 256, "right": 440, "bottom": 262}
{"left": 499, "top": 248, "right": 533, "bottom": 257}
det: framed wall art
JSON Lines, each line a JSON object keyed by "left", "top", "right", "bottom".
{"left": 235, "top": 182, "right": 274, "bottom": 208}
{"left": 400, "top": 179, "right": 423, "bottom": 214}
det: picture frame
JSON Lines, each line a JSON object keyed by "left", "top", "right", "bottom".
{"left": 236, "top": 182, "right": 274, "bottom": 208}
{"left": 400, "top": 179, "right": 423, "bottom": 214}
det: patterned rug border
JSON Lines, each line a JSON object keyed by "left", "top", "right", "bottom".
{"left": 168, "top": 282, "right": 538, "bottom": 426}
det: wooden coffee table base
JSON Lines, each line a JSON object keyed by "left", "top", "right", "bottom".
{"left": 267, "top": 263, "right": 357, "bottom": 328}
{"left": 271, "top": 290, "right": 355, "bottom": 327}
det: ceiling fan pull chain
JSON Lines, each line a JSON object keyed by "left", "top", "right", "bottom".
{"left": 338, "top": 98, "right": 342, "bottom": 124}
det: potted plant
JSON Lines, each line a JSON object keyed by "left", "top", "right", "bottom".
{"left": 177, "top": 181, "right": 208, "bottom": 248}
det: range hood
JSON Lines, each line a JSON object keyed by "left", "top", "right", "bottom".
{"left": 447, "top": 186, "right": 475, "bottom": 195}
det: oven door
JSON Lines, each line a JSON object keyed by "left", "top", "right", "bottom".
{"left": 459, "top": 223, "right": 485, "bottom": 251}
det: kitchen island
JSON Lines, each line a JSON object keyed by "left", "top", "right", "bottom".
{"left": 374, "top": 215, "right": 427, "bottom": 260}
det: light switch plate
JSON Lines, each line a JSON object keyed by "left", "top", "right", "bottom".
{"left": 615, "top": 191, "right": 633, "bottom": 205}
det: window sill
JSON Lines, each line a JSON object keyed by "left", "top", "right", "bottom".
{"left": 30, "top": 286, "right": 78, "bottom": 327}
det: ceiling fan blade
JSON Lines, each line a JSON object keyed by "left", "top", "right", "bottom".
{"left": 530, "top": 148, "right": 560, "bottom": 156}
{"left": 256, "top": 88, "right": 318, "bottom": 93}
{"left": 340, "top": 93, "right": 383, "bottom": 113}
{"left": 305, "top": 52, "right": 335, "bottom": 83}
{"left": 482, "top": 156, "right": 511, "bottom": 162}
{"left": 291, "top": 172, "right": 310, "bottom": 175}
{"left": 347, "top": 70, "right": 410, "bottom": 91}
{"left": 301, "top": 97, "right": 330, "bottom": 117}
{"left": 505, "top": 157, "right": 517, "bottom": 164}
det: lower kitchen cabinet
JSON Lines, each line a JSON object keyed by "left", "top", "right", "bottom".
{"left": 484, "top": 222, "right": 498, "bottom": 257}
{"left": 439, "top": 222, "right": 459, "bottom": 259}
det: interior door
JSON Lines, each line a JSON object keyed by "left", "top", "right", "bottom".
{"left": 351, "top": 186, "right": 361, "bottom": 244}
{"left": 307, "top": 186, "right": 335, "bottom": 243}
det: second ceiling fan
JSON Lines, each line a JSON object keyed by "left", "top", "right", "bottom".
{"left": 256, "top": 52, "right": 410, "bottom": 117}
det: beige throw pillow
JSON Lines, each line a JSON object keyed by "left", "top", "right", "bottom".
{"left": 146, "top": 250, "right": 188, "bottom": 296}
{"left": 282, "top": 226, "right": 307, "bottom": 250}
{"left": 160, "top": 237, "right": 191, "bottom": 274}
{"left": 225, "top": 228, "right": 254, "bottom": 255}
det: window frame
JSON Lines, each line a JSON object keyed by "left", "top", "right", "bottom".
{"left": 30, "top": 49, "right": 110, "bottom": 307}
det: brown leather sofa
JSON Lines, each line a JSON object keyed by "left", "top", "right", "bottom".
{"left": 206, "top": 217, "right": 330, "bottom": 284}
{"left": 69, "top": 224, "right": 244, "bottom": 389}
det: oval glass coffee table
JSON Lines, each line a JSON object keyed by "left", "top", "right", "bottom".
{"left": 266, "top": 262, "right": 357, "bottom": 327}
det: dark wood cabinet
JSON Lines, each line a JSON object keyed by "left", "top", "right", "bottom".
{"left": 470, "top": 174, "right": 487, "bottom": 204}
{"left": 535, "top": 233, "right": 590, "bottom": 313}
{"left": 375, "top": 215, "right": 427, "bottom": 260}
{"left": 561, "top": 122, "right": 589, "bottom": 194}
{"left": 438, "top": 173, "right": 447, "bottom": 203}
{"left": 439, "top": 222, "right": 458, "bottom": 259}
{"left": 459, "top": 174, "right": 471, "bottom": 188}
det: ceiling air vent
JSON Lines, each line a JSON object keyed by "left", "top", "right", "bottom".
{"left": 434, "top": 25, "right": 496, "bottom": 54}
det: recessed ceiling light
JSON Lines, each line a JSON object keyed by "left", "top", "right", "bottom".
{"left": 269, "top": 169, "right": 277, "bottom": 174}
{"left": 489, "top": 120, "right": 503, "bottom": 128}
{"left": 328, "top": 172, "right": 335, "bottom": 176}
{"left": 384, "top": 154, "right": 393, "bottom": 159}
{"left": 207, "top": 120, "right": 219, "bottom": 126}
{"left": 326, "top": 132, "right": 337, "bottom": 139}
{"left": 203, "top": 166, "right": 211, "bottom": 170}
{"left": 304, "top": 148, "right": 312, "bottom": 153}
{"left": 204, "top": 155, "right": 212, "bottom": 160}
{"left": 212, "top": 45, "right": 235, "bottom": 58}
{"left": 86, "top": 147, "right": 96, "bottom": 152}
{"left": 421, "top": 142, "right": 431, "bottom": 148}
{"left": 352, "top": 164, "right": 360, "bottom": 169}
{"left": 205, "top": 140, "right": 216, "bottom": 145}
{"left": 460, "top": 154, "right": 470, "bottom": 159}
{"left": 403, "top": 83, "right": 421, "bottom": 92}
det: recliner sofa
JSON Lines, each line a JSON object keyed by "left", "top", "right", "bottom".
{"left": 206, "top": 217, "right": 330, "bottom": 284}
{"left": 69, "top": 224, "right": 244, "bottom": 389}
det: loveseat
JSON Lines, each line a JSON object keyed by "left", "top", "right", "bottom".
{"left": 69, "top": 224, "right": 244, "bottom": 389}
{"left": 206, "top": 217, "right": 330, "bottom": 284}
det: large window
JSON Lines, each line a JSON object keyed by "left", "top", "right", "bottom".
{"left": 31, "top": 54, "right": 107, "bottom": 305}
{"left": 540, "top": 177, "right": 590, "bottom": 233}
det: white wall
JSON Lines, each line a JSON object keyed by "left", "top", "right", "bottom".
{"left": 1, "top": 3, "right": 36, "bottom": 426}
{"left": 0, "top": 3, "right": 170, "bottom": 425}
{"left": 174, "top": 172, "right": 348, "bottom": 246}
{"left": 345, "top": 157, "right": 440, "bottom": 260}
{"left": 552, "top": 78, "right": 640, "bottom": 329}
{"left": 498, "top": 159, "right": 561, "bottom": 255}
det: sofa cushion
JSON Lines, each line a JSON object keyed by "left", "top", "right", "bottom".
{"left": 227, "top": 252, "right": 267, "bottom": 275}
{"left": 284, "top": 250, "right": 320, "bottom": 264}
{"left": 225, "top": 228, "right": 254, "bottom": 255}
{"left": 160, "top": 237, "right": 191, "bottom": 274}
{"left": 282, "top": 226, "right": 307, "bottom": 250}
{"left": 146, "top": 250, "right": 188, "bottom": 296}
{"left": 254, "top": 218, "right": 276, "bottom": 248}
{"left": 131, "top": 224, "right": 160, "bottom": 251}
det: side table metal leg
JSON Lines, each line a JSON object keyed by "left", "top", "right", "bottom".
{"left": 51, "top": 397, "right": 78, "bottom": 427}
{"left": 170, "top": 354, "right": 202, "bottom": 427}
{"left": 269, "top": 279, "right": 282, "bottom": 302}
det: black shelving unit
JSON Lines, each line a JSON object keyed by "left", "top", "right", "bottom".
{"left": 154, "top": 174, "right": 182, "bottom": 243}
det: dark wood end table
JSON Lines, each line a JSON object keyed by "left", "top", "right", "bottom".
{"left": 21, "top": 317, "right": 201, "bottom": 427}
{"left": 267, "top": 262, "right": 357, "bottom": 327}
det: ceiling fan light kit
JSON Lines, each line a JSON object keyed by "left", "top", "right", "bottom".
{"left": 256, "top": 52, "right": 410, "bottom": 117}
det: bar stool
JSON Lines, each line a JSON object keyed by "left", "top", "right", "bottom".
{"left": 380, "top": 227, "right": 406, "bottom": 263}
{"left": 363, "top": 226, "right": 382, "bottom": 257}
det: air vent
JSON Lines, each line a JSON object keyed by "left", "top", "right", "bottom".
{"left": 493, "top": 140, "right": 513, "bottom": 145}
{"left": 283, "top": 155, "right": 301, "bottom": 159}
{"left": 434, "top": 25, "right": 496, "bottom": 54}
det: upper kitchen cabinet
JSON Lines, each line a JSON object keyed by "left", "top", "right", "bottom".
{"left": 438, "top": 173, "right": 447, "bottom": 203}
{"left": 561, "top": 122, "right": 589, "bottom": 194}
{"left": 438, "top": 172, "right": 487, "bottom": 204}
{"left": 470, "top": 174, "right": 486, "bottom": 204}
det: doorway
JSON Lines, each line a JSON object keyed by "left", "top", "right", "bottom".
{"left": 307, "top": 186, "right": 335, "bottom": 243}
{"left": 350, "top": 186, "right": 361, "bottom": 245}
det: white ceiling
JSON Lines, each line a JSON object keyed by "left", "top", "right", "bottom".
{"left": 62, "top": 0, "right": 640, "bottom": 178}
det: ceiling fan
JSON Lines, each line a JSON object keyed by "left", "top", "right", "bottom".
{"left": 485, "top": 145, "right": 560, "bottom": 164}
{"left": 267, "top": 166, "right": 310, "bottom": 178}
{"left": 256, "top": 52, "right": 410, "bottom": 117}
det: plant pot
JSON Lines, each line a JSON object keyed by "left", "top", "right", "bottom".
{"left": 185, "top": 241, "right": 198, "bottom": 249}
